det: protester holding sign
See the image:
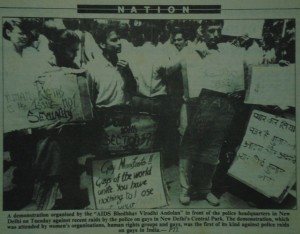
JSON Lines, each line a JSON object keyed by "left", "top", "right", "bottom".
{"left": 3, "top": 18, "right": 47, "bottom": 210}
{"left": 179, "top": 20, "right": 246, "bottom": 206}
{"left": 27, "top": 29, "right": 92, "bottom": 210}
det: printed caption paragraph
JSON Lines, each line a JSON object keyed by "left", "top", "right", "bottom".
{"left": 7, "top": 210, "right": 290, "bottom": 232}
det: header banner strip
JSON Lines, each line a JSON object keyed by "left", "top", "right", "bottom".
{"left": 77, "top": 5, "right": 221, "bottom": 14}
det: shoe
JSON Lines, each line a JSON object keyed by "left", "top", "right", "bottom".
{"left": 206, "top": 192, "right": 220, "bottom": 206}
{"left": 179, "top": 190, "right": 191, "bottom": 205}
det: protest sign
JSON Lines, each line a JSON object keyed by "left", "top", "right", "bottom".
{"left": 186, "top": 45, "right": 245, "bottom": 98}
{"left": 222, "top": 20, "right": 264, "bottom": 38}
{"left": 102, "top": 113, "right": 157, "bottom": 154}
{"left": 4, "top": 70, "right": 93, "bottom": 133}
{"left": 228, "top": 110, "right": 296, "bottom": 202}
{"left": 244, "top": 64, "right": 295, "bottom": 108}
{"left": 91, "top": 152, "right": 168, "bottom": 209}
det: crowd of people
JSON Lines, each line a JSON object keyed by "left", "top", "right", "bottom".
{"left": 3, "top": 18, "right": 295, "bottom": 210}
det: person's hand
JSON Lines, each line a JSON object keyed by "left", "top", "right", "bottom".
{"left": 262, "top": 50, "right": 276, "bottom": 64}
{"left": 278, "top": 60, "right": 290, "bottom": 66}
{"left": 195, "top": 42, "right": 210, "bottom": 58}
{"left": 273, "top": 105, "right": 289, "bottom": 111}
{"left": 38, "top": 120, "right": 63, "bottom": 131}
{"left": 61, "top": 67, "right": 86, "bottom": 74}
{"left": 117, "top": 59, "right": 130, "bottom": 73}
{"left": 45, "top": 120, "right": 63, "bottom": 130}
{"left": 227, "top": 90, "right": 245, "bottom": 100}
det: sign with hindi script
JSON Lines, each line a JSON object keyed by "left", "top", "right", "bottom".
{"left": 91, "top": 152, "right": 168, "bottom": 209}
{"left": 244, "top": 64, "right": 295, "bottom": 108}
{"left": 4, "top": 70, "right": 93, "bottom": 133}
{"left": 228, "top": 110, "right": 296, "bottom": 202}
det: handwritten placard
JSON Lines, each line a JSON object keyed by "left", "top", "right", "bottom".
{"left": 244, "top": 64, "right": 295, "bottom": 108}
{"left": 91, "top": 152, "right": 168, "bottom": 209}
{"left": 186, "top": 44, "right": 245, "bottom": 98}
{"left": 222, "top": 20, "right": 264, "bottom": 38}
{"left": 102, "top": 113, "right": 157, "bottom": 154}
{"left": 228, "top": 110, "right": 296, "bottom": 202}
{"left": 4, "top": 70, "right": 93, "bottom": 132}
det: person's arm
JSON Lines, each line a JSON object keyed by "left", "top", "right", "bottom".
{"left": 165, "top": 60, "right": 182, "bottom": 77}
{"left": 117, "top": 59, "right": 137, "bottom": 94}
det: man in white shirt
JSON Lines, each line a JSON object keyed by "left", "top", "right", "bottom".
{"left": 88, "top": 23, "right": 136, "bottom": 110}
{"left": 129, "top": 23, "right": 183, "bottom": 165}
{"left": 179, "top": 20, "right": 245, "bottom": 206}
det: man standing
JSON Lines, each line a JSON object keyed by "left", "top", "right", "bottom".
{"left": 87, "top": 23, "right": 137, "bottom": 156}
{"left": 88, "top": 23, "right": 136, "bottom": 109}
{"left": 129, "top": 22, "right": 183, "bottom": 164}
{"left": 179, "top": 20, "right": 245, "bottom": 206}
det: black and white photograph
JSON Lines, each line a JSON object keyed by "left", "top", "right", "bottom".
{"left": 2, "top": 17, "right": 296, "bottom": 212}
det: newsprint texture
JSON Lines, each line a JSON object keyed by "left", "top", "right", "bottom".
{"left": 0, "top": 0, "right": 299, "bottom": 234}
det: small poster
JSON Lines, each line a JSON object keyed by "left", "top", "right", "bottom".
{"left": 228, "top": 110, "right": 296, "bottom": 202}
{"left": 102, "top": 113, "right": 157, "bottom": 154}
{"left": 244, "top": 64, "right": 295, "bottom": 108}
{"left": 91, "top": 152, "right": 168, "bottom": 209}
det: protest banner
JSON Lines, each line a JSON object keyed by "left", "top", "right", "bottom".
{"left": 244, "top": 64, "right": 295, "bottom": 108}
{"left": 90, "top": 152, "right": 168, "bottom": 209}
{"left": 4, "top": 70, "right": 93, "bottom": 133}
{"left": 228, "top": 110, "right": 296, "bottom": 202}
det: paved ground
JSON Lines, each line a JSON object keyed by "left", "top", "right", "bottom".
{"left": 162, "top": 164, "right": 251, "bottom": 209}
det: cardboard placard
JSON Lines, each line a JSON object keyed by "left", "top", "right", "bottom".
{"left": 102, "top": 113, "right": 157, "bottom": 154}
{"left": 91, "top": 152, "right": 168, "bottom": 209}
{"left": 4, "top": 70, "right": 93, "bottom": 133}
{"left": 222, "top": 20, "right": 264, "bottom": 38}
{"left": 228, "top": 110, "right": 296, "bottom": 202}
{"left": 186, "top": 45, "right": 245, "bottom": 98}
{"left": 244, "top": 64, "right": 295, "bottom": 107}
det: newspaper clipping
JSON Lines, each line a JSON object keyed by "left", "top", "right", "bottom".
{"left": 1, "top": 0, "right": 299, "bottom": 233}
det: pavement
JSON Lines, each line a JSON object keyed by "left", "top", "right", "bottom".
{"left": 162, "top": 164, "right": 252, "bottom": 209}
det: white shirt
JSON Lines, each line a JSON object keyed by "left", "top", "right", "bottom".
{"left": 3, "top": 39, "right": 42, "bottom": 90}
{"left": 74, "top": 30, "right": 103, "bottom": 68}
{"left": 87, "top": 55, "right": 127, "bottom": 108}
{"left": 130, "top": 42, "right": 169, "bottom": 97}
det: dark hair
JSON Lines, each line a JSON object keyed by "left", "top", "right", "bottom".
{"left": 22, "top": 18, "right": 44, "bottom": 42}
{"left": 42, "top": 18, "right": 66, "bottom": 41}
{"left": 170, "top": 26, "right": 188, "bottom": 41}
{"left": 143, "top": 22, "right": 160, "bottom": 45}
{"left": 3, "top": 18, "right": 41, "bottom": 45}
{"left": 3, "top": 18, "right": 22, "bottom": 40}
{"left": 200, "top": 20, "right": 224, "bottom": 30}
{"left": 63, "top": 19, "right": 80, "bottom": 30}
{"left": 93, "top": 22, "right": 119, "bottom": 45}
{"left": 49, "top": 29, "right": 80, "bottom": 54}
